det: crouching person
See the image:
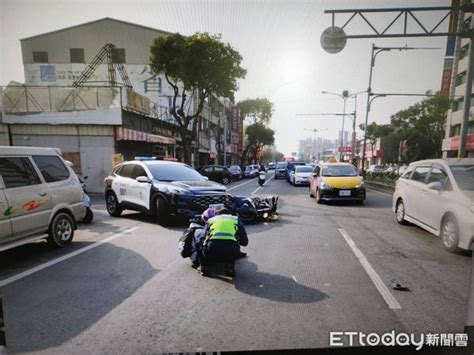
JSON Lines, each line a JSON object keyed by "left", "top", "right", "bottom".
{"left": 198, "top": 208, "right": 248, "bottom": 277}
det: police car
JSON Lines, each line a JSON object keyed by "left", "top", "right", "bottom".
{"left": 104, "top": 158, "right": 234, "bottom": 226}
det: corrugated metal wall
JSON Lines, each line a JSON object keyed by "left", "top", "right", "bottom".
{"left": 10, "top": 124, "right": 114, "bottom": 192}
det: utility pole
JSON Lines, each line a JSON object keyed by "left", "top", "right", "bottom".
{"left": 223, "top": 105, "right": 227, "bottom": 166}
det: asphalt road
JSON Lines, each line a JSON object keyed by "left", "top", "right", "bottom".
{"left": 0, "top": 173, "right": 472, "bottom": 353}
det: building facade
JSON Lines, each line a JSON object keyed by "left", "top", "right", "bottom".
{"left": 443, "top": 4, "right": 474, "bottom": 158}
{"left": 1, "top": 18, "right": 243, "bottom": 191}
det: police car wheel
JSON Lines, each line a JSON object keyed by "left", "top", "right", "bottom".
{"left": 155, "top": 196, "right": 170, "bottom": 227}
{"left": 106, "top": 191, "right": 123, "bottom": 217}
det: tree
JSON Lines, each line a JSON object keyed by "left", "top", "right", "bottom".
{"left": 150, "top": 33, "right": 247, "bottom": 164}
{"left": 237, "top": 97, "right": 274, "bottom": 166}
{"left": 237, "top": 98, "right": 273, "bottom": 125}
{"left": 244, "top": 123, "right": 275, "bottom": 165}
{"left": 262, "top": 149, "right": 284, "bottom": 163}
{"left": 390, "top": 93, "right": 449, "bottom": 162}
{"left": 360, "top": 122, "right": 393, "bottom": 154}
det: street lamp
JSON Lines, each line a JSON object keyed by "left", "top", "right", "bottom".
{"left": 321, "top": 90, "right": 366, "bottom": 160}
{"left": 360, "top": 44, "right": 439, "bottom": 174}
{"left": 321, "top": 90, "right": 348, "bottom": 154}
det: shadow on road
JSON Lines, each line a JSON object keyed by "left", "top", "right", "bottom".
{"left": 3, "top": 243, "right": 158, "bottom": 353}
{"left": 234, "top": 260, "right": 328, "bottom": 304}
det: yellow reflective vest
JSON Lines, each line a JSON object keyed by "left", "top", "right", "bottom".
{"left": 206, "top": 215, "right": 239, "bottom": 243}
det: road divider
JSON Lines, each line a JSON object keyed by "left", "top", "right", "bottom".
{"left": 338, "top": 228, "right": 401, "bottom": 310}
{"left": 0, "top": 226, "right": 140, "bottom": 287}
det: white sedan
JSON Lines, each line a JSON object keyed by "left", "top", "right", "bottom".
{"left": 290, "top": 165, "right": 314, "bottom": 186}
{"left": 392, "top": 158, "right": 474, "bottom": 253}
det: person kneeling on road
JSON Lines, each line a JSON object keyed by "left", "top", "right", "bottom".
{"left": 195, "top": 208, "right": 248, "bottom": 277}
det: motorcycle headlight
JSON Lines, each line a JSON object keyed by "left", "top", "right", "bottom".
{"left": 319, "top": 181, "right": 332, "bottom": 190}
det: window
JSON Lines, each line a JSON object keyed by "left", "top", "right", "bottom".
{"left": 469, "top": 121, "right": 474, "bottom": 134}
{"left": 113, "top": 165, "right": 123, "bottom": 176}
{"left": 33, "top": 51, "right": 48, "bottom": 63}
{"left": 0, "top": 157, "right": 41, "bottom": 189}
{"left": 204, "top": 166, "right": 213, "bottom": 173}
{"left": 453, "top": 98, "right": 463, "bottom": 112}
{"left": 401, "top": 166, "right": 414, "bottom": 179}
{"left": 410, "top": 166, "right": 431, "bottom": 183}
{"left": 451, "top": 124, "right": 461, "bottom": 137}
{"left": 214, "top": 166, "right": 224, "bottom": 172}
{"left": 147, "top": 163, "right": 205, "bottom": 182}
{"left": 111, "top": 48, "right": 126, "bottom": 64}
{"left": 120, "top": 164, "right": 135, "bottom": 178}
{"left": 450, "top": 165, "right": 474, "bottom": 191}
{"left": 460, "top": 44, "right": 469, "bottom": 60}
{"left": 321, "top": 165, "right": 358, "bottom": 177}
{"left": 427, "top": 166, "right": 448, "bottom": 184}
{"left": 32, "top": 155, "right": 70, "bottom": 183}
{"left": 455, "top": 71, "right": 466, "bottom": 86}
{"left": 70, "top": 48, "right": 85, "bottom": 63}
{"left": 132, "top": 165, "right": 148, "bottom": 179}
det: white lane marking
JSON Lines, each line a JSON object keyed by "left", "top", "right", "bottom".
{"left": 0, "top": 226, "right": 140, "bottom": 287}
{"left": 366, "top": 188, "right": 393, "bottom": 197}
{"left": 226, "top": 178, "right": 256, "bottom": 191}
{"left": 250, "top": 175, "right": 274, "bottom": 195}
{"left": 291, "top": 274, "right": 298, "bottom": 283}
{"left": 338, "top": 228, "right": 402, "bottom": 310}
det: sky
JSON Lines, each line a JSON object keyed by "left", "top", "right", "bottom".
{"left": 0, "top": 0, "right": 451, "bottom": 155}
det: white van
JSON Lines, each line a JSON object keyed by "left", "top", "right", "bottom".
{"left": 0, "top": 146, "right": 85, "bottom": 252}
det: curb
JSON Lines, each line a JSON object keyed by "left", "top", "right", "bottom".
{"left": 365, "top": 181, "right": 395, "bottom": 195}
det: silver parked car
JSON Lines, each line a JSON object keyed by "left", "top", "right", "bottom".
{"left": 393, "top": 158, "right": 474, "bottom": 253}
{"left": 0, "top": 146, "right": 85, "bottom": 252}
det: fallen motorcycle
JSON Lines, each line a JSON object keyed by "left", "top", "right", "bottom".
{"left": 233, "top": 195, "right": 279, "bottom": 224}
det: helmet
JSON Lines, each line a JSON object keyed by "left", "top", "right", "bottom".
{"left": 202, "top": 207, "right": 216, "bottom": 221}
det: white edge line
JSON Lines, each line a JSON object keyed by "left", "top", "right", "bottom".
{"left": 0, "top": 226, "right": 140, "bottom": 287}
{"left": 338, "top": 228, "right": 402, "bottom": 310}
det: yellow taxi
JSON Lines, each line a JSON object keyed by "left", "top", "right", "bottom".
{"left": 309, "top": 162, "right": 366, "bottom": 204}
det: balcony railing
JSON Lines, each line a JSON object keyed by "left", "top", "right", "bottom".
{"left": 1, "top": 85, "right": 121, "bottom": 114}
{"left": 0, "top": 85, "right": 178, "bottom": 125}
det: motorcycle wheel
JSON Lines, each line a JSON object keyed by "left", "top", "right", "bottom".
{"left": 83, "top": 208, "right": 93, "bottom": 224}
{"left": 237, "top": 211, "right": 258, "bottom": 224}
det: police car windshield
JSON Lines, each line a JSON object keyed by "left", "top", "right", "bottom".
{"left": 322, "top": 165, "right": 358, "bottom": 177}
{"left": 147, "top": 163, "right": 205, "bottom": 182}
